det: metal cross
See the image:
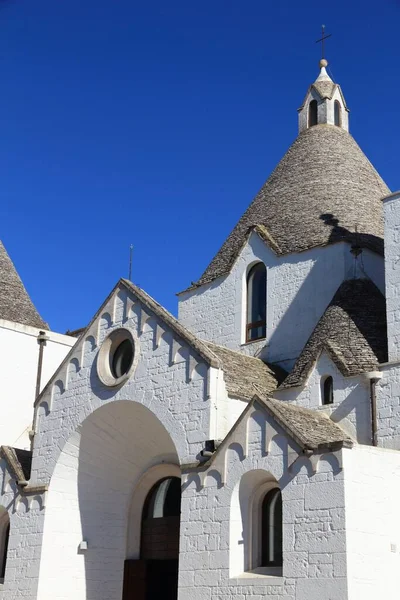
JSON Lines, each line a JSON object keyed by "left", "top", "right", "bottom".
{"left": 316, "top": 25, "right": 332, "bottom": 59}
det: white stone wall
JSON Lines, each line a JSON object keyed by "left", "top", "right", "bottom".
{"left": 375, "top": 363, "right": 400, "bottom": 448}
{"left": 0, "top": 457, "right": 46, "bottom": 599}
{"left": 0, "top": 283, "right": 222, "bottom": 599}
{"left": 343, "top": 445, "right": 400, "bottom": 600}
{"left": 383, "top": 192, "right": 400, "bottom": 362}
{"left": 0, "top": 320, "right": 75, "bottom": 449}
{"left": 275, "top": 352, "right": 372, "bottom": 445}
{"left": 180, "top": 401, "right": 348, "bottom": 600}
{"left": 179, "top": 235, "right": 383, "bottom": 371}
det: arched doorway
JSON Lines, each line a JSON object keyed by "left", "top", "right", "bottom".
{"left": 36, "top": 401, "right": 180, "bottom": 600}
{"left": 123, "top": 477, "right": 181, "bottom": 600}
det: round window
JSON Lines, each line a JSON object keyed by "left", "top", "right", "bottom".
{"left": 111, "top": 339, "right": 134, "bottom": 379}
{"left": 97, "top": 328, "right": 137, "bottom": 387}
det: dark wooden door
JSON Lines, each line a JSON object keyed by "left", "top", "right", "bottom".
{"left": 122, "top": 559, "right": 146, "bottom": 600}
{"left": 122, "top": 559, "right": 179, "bottom": 600}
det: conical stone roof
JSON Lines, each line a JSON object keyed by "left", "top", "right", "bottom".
{"left": 197, "top": 124, "right": 390, "bottom": 287}
{"left": 0, "top": 241, "right": 47, "bottom": 329}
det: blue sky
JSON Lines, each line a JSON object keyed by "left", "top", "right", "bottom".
{"left": 1, "top": 0, "right": 399, "bottom": 332}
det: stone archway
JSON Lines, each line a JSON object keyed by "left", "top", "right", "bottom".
{"left": 37, "top": 400, "right": 180, "bottom": 600}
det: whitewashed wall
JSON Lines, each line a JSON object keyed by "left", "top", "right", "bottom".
{"left": 343, "top": 445, "right": 400, "bottom": 600}
{"left": 383, "top": 192, "right": 400, "bottom": 362}
{"left": 275, "top": 352, "right": 371, "bottom": 445}
{"left": 0, "top": 284, "right": 219, "bottom": 600}
{"left": 180, "top": 401, "right": 348, "bottom": 600}
{"left": 375, "top": 364, "right": 400, "bottom": 449}
{"left": 179, "top": 234, "right": 383, "bottom": 371}
{"left": 0, "top": 320, "right": 75, "bottom": 449}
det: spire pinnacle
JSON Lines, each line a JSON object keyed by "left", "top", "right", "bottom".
{"left": 316, "top": 25, "right": 332, "bottom": 61}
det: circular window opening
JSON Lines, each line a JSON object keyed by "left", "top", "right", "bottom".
{"left": 97, "top": 328, "right": 137, "bottom": 387}
{"left": 111, "top": 338, "right": 134, "bottom": 379}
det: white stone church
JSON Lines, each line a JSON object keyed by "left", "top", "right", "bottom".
{"left": 0, "top": 58, "right": 399, "bottom": 600}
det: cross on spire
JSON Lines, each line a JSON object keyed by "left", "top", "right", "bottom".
{"left": 316, "top": 25, "right": 332, "bottom": 60}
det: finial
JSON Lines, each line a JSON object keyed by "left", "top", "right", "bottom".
{"left": 319, "top": 58, "right": 328, "bottom": 69}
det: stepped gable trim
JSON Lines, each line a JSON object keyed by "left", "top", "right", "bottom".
{"left": 34, "top": 279, "right": 221, "bottom": 407}
{"left": 122, "top": 280, "right": 220, "bottom": 368}
{"left": 204, "top": 341, "right": 280, "bottom": 400}
{"left": 0, "top": 241, "right": 48, "bottom": 329}
{"left": 281, "top": 278, "right": 388, "bottom": 389}
{"left": 189, "top": 125, "right": 388, "bottom": 290}
{"left": 182, "top": 393, "right": 353, "bottom": 473}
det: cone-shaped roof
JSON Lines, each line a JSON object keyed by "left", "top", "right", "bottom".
{"left": 196, "top": 124, "right": 390, "bottom": 287}
{"left": 0, "top": 241, "right": 47, "bottom": 329}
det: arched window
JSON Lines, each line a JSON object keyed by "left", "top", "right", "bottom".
{"left": 0, "top": 511, "right": 10, "bottom": 581}
{"left": 321, "top": 375, "right": 334, "bottom": 405}
{"left": 308, "top": 100, "right": 318, "bottom": 127}
{"left": 334, "top": 101, "right": 341, "bottom": 127}
{"left": 246, "top": 263, "right": 266, "bottom": 342}
{"left": 141, "top": 477, "right": 181, "bottom": 560}
{"left": 261, "top": 489, "right": 282, "bottom": 567}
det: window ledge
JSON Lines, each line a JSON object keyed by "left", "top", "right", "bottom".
{"left": 229, "top": 567, "right": 283, "bottom": 585}
{"left": 240, "top": 337, "right": 266, "bottom": 347}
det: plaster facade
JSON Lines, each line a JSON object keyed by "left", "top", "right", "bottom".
{"left": 0, "top": 319, "right": 75, "bottom": 448}
{"left": 178, "top": 233, "right": 383, "bottom": 371}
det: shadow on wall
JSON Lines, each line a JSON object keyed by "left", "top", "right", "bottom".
{"left": 266, "top": 212, "right": 383, "bottom": 368}
{"left": 329, "top": 382, "right": 372, "bottom": 445}
{"left": 76, "top": 401, "right": 179, "bottom": 600}
{"left": 319, "top": 213, "right": 383, "bottom": 254}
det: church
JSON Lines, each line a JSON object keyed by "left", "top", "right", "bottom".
{"left": 0, "top": 56, "right": 399, "bottom": 600}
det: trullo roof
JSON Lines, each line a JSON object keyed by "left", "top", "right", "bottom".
{"left": 0, "top": 241, "right": 48, "bottom": 329}
{"left": 196, "top": 124, "right": 390, "bottom": 287}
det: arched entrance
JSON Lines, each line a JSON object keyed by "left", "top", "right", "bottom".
{"left": 37, "top": 401, "right": 181, "bottom": 600}
{"left": 123, "top": 477, "right": 181, "bottom": 600}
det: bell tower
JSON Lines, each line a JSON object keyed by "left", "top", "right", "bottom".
{"left": 298, "top": 59, "right": 350, "bottom": 133}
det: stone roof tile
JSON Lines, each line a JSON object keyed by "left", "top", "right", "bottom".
{"left": 0, "top": 241, "right": 47, "bottom": 329}
{"left": 281, "top": 278, "right": 387, "bottom": 389}
{"left": 194, "top": 126, "right": 389, "bottom": 288}
{"left": 205, "top": 342, "right": 281, "bottom": 400}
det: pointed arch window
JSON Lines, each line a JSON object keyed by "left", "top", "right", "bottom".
{"left": 308, "top": 100, "right": 318, "bottom": 127}
{"left": 321, "top": 375, "right": 334, "bottom": 405}
{"left": 334, "top": 101, "right": 342, "bottom": 127}
{"left": 0, "top": 512, "right": 10, "bottom": 581}
{"left": 246, "top": 263, "right": 266, "bottom": 342}
{"left": 261, "top": 488, "right": 282, "bottom": 567}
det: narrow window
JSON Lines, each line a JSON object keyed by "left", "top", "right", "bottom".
{"left": 308, "top": 100, "right": 318, "bottom": 127}
{"left": 0, "top": 514, "right": 10, "bottom": 581}
{"left": 334, "top": 101, "right": 341, "bottom": 127}
{"left": 246, "top": 263, "right": 266, "bottom": 342}
{"left": 261, "top": 489, "right": 282, "bottom": 567}
{"left": 321, "top": 375, "right": 334, "bottom": 405}
{"left": 141, "top": 477, "right": 181, "bottom": 561}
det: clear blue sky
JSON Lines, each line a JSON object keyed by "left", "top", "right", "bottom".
{"left": 1, "top": 0, "right": 399, "bottom": 332}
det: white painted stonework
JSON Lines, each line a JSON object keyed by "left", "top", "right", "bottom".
{"left": 1, "top": 68, "right": 400, "bottom": 600}
{"left": 0, "top": 319, "right": 75, "bottom": 448}
{"left": 178, "top": 232, "right": 383, "bottom": 371}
